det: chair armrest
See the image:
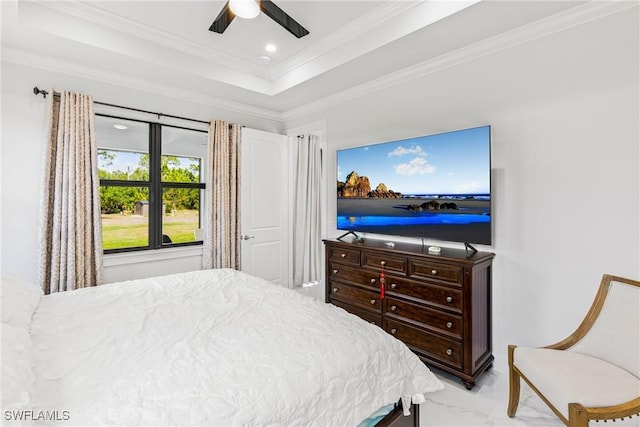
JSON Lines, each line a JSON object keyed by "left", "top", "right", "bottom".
{"left": 568, "top": 396, "right": 640, "bottom": 427}
{"left": 544, "top": 275, "right": 616, "bottom": 351}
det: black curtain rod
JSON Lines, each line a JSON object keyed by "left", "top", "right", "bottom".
{"left": 33, "top": 87, "right": 210, "bottom": 125}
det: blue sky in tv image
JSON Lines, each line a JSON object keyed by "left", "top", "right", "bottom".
{"left": 337, "top": 126, "right": 490, "bottom": 196}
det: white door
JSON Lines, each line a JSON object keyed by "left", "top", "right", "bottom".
{"left": 241, "top": 128, "right": 290, "bottom": 286}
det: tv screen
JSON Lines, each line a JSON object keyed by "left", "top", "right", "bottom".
{"left": 336, "top": 125, "right": 491, "bottom": 245}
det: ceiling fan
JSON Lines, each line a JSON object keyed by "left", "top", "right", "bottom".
{"left": 209, "top": 0, "right": 309, "bottom": 39}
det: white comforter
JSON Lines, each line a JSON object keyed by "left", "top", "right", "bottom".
{"left": 28, "top": 269, "right": 443, "bottom": 426}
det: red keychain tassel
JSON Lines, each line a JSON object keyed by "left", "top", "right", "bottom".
{"left": 380, "top": 264, "right": 385, "bottom": 299}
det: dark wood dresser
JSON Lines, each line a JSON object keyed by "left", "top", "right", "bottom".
{"left": 324, "top": 238, "right": 495, "bottom": 389}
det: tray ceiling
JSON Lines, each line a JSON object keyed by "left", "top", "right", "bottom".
{"left": 3, "top": 0, "right": 624, "bottom": 120}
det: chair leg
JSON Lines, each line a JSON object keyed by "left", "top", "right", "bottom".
{"left": 507, "top": 345, "right": 521, "bottom": 417}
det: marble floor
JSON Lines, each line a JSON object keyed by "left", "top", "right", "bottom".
{"left": 419, "top": 367, "right": 637, "bottom": 427}
{"left": 419, "top": 368, "right": 564, "bottom": 427}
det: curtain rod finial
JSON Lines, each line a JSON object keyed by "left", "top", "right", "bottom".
{"left": 33, "top": 86, "right": 49, "bottom": 98}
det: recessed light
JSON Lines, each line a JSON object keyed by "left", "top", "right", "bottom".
{"left": 113, "top": 124, "right": 128, "bottom": 130}
{"left": 259, "top": 55, "right": 271, "bottom": 61}
{"left": 265, "top": 43, "right": 277, "bottom": 53}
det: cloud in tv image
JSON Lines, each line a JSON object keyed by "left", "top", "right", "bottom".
{"left": 336, "top": 126, "right": 492, "bottom": 245}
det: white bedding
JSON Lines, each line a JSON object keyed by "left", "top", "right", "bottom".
{"left": 20, "top": 269, "right": 443, "bottom": 425}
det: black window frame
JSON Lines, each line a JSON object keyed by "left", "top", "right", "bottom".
{"left": 97, "top": 114, "right": 206, "bottom": 254}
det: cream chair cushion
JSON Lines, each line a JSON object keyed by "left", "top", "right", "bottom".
{"left": 514, "top": 347, "right": 640, "bottom": 420}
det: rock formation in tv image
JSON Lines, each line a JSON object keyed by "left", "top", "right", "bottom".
{"left": 337, "top": 171, "right": 401, "bottom": 199}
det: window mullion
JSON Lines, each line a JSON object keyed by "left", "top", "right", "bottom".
{"left": 149, "top": 123, "right": 162, "bottom": 249}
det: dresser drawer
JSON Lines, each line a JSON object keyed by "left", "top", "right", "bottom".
{"left": 386, "top": 276, "right": 463, "bottom": 313}
{"left": 329, "top": 282, "right": 382, "bottom": 313}
{"left": 409, "top": 259, "right": 463, "bottom": 286}
{"left": 327, "top": 246, "right": 361, "bottom": 266}
{"left": 329, "top": 263, "right": 380, "bottom": 290}
{"left": 385, "top": 319, "right": 463, "bottom": 369}
{"left": 331, "top": 299, "right": 382, "bottom": 326}
{"left": 384, "top": 297, "right": 462, "bottom": 340}
{"left": 362, "top": 251, "right": 407, "bottom": 275}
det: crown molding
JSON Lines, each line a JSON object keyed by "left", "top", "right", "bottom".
{"left": 281, "top": 0, "right": 638, "bottom": 122}
{"left": 270, "top": 0, "right": 480, "bottom": 93}
{"left": 22, "top": 1, "right": 479, "bottom": 96}
{"left": 37, "top": 1, "right": 420, "bottom": 89}
{"left": 269, "top": 2, "right": 418, "bottom": 79}
{"left": 31, "top": 1, "right": 272, "bottom": 80}
{"left": 17, "top": 1, "right": 275, "bottom": 95}
{"left": 1, "top": 47, "right": 283, "bottom": 122}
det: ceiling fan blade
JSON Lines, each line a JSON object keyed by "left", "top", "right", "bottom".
{"left": 209, "top": 1, "right": 236, "bottom": 34}
{"left": 260, "top": 0, "right": 309, "bottom": 38}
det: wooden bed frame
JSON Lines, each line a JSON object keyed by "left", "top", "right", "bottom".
{"left": 377, "top": 402, "right": 419, "bottom": 427}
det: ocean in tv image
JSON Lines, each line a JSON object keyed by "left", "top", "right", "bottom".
{"left": 337, "top": 126, "right": 492, "bottom": 245}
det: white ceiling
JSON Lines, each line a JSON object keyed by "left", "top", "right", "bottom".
{"left": 3, "top": 0, "right": 620, "bottom": 121}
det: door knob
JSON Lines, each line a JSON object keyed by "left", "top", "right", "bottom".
{"left": 242, "top": 235, "right": 255, "bottom": 240}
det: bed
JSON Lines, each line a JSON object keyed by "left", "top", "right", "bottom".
{"left": 2, "top": 269, "right": 443, "bottom": 426}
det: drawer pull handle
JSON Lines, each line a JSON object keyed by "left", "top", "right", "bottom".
{"left": 446, "top": 349, "right": 453, "bottom": 356}
{"left": 390, "top": 328, "right": 397, "bottom": 335}
{"left": 381, "top": 260, "right": 386, "bottom": 266}
{"left": 446, "top": 321, "right": 453, "bottom": 329}
{"left": 446, "top": 296, "right": 453, "bottom": 303}
{"left": 333, "top": 269, "right": 339, "bottom": 274}
{"left": 370, "top": 321, "right": 376, "bottom": 324}
{"left": 432, "top": 269, "right": 438, "bottom": 275}
{"left": 390, "top": 283, "right": 397, "bottom": 289}
{"left": 391, "top": 305, "right": 397, "bottom": 311}
{"left": 333, "top": 287, "right": 338, "bottom": 293}
{"left": 370, "top": 278, "right": 376, "bottom": 284}
{"left": 341, "top": 253, "right": 347, "bottom": 258}
{"left": 370, "top": 299, "right": 376, "bottom": 305}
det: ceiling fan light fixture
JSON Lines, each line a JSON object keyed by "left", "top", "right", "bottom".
{"left": 229, "top": 0, "right": 260, "bottom": 19}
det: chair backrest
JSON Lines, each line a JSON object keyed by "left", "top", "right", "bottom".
{"left": 569, "top": 275, "right": 640, "bottom": 378}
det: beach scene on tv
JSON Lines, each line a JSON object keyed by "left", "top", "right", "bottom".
{"left": 337, "top": 126, "right": 491, "bottom": 245}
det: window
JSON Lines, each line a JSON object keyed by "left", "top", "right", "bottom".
{"left": 97, "top": 115, "right": 207, "bottom": 253}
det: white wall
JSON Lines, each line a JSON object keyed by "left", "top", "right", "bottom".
{"left": 0, "top": 62, "right": 283, "bottom": 284}
{"left": 285, "top": 9, "right": 639, "bottom": 370}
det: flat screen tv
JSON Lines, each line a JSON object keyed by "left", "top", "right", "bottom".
{"left": 336, "top": 125, "right": 491, "bottom": 246}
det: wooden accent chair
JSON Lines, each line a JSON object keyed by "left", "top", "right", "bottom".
{"left": 508, "top": 274, "right": 640, "bottom": 427}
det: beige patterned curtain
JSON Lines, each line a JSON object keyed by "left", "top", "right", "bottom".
{"left": 203, "top": 120, "right": 242, "bottom": 269}
{"left": 38, "top": 90, "right": 104, "bottom": 294}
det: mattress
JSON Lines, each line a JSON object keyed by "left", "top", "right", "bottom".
{"left": 3, "top": 269, "right": 443, "bottom": 425}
